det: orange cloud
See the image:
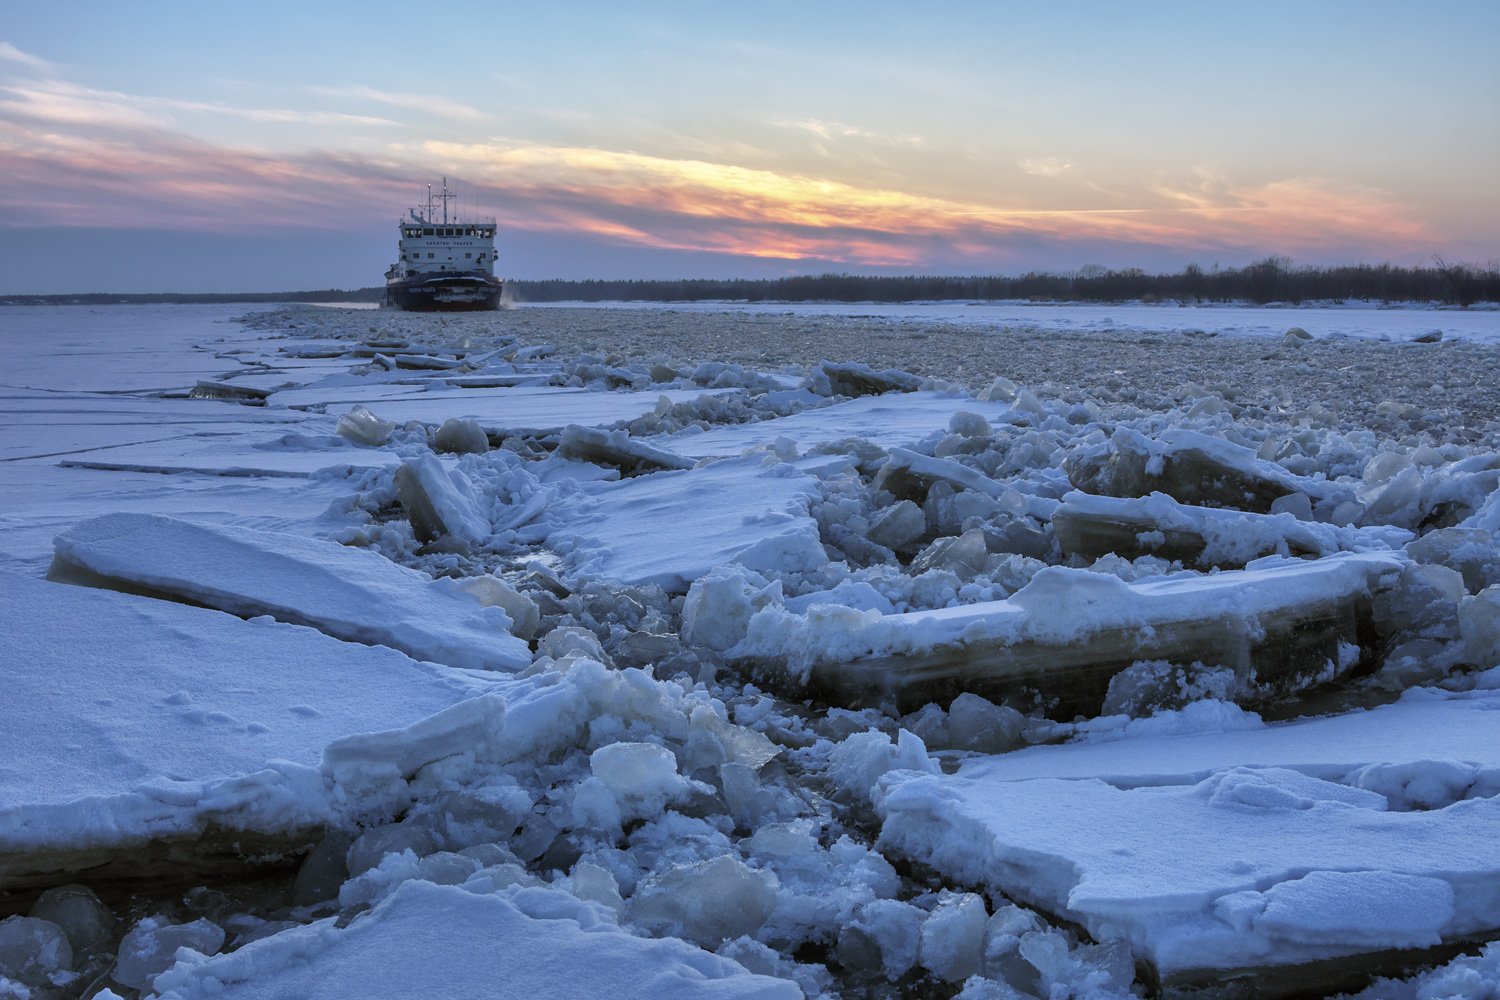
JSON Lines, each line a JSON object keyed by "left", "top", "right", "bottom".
{"left": 0, "top": 93, "right": 1447, "bottom": 271}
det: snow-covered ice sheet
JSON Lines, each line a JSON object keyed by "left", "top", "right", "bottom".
{"left": 0, "top": 463, "right": 346, "bottom": 577}
{"left": 52, "top": 512, "right": 531, "bottom": 672}
{"left": 0, "top": 305, "right": 295, "bottom": 393}
{"left": 146, "top": 879, "right": 800, "bottom": 1000}
{"left": 551, "top": 456, "right": 825, "bottom": 591}
{"left": 266, "top": 375, "right": 548, "bottom": 408}
{"left": 656, "top": 391, "right": 1019, "bottom": 459}
{"left": 877, "top": 683, "right": 1500, "bottom": 991}
{"left": 0, "top": 391, "right": 305, "bottom": 462}
{"left": 59, "top": 433, "right": 403, "bottom": 478}
{"left": 321, "top": 386, "right": 737, "bottom": 435}
{"left": 0, "top": 573, "right": 506, "bottom": 879}
{"left": 959, "top": 685, "right": 1500, "bottom": 786}
{"left": 535, "top": 299, "right": 1500, "bottom": 343}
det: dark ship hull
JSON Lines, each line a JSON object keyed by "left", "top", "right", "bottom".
{"left": 383, "top": 273, "right": 503, "bottom": 312}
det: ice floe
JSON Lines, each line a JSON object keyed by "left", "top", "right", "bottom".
{"left": 877, "top": 680, "right": 1500, "bottom": 995}
{"left": 0, "top": 573, "right": 506, "bottom": 887}
{"left": 731, "top": 551, "right": 1403, "bottom": 715}
{"left": 50, "top": 512, "right": 532, "bottom": 671}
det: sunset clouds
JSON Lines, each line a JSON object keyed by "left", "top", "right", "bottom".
{"left": 1, "top": 2, "right": 1494, "bottom": 292}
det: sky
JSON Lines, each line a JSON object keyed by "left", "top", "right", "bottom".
{"left": 1, "top": 1, "right": 1496, "bottom": 293}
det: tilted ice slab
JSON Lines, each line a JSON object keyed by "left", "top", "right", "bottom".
{"left": 656, "top": 391, "right": 1019, "bottom": 459}
{"left": 732, "top": 552, "right": 1404, "bottom": 715}
{"left": 877, "top": 682, "right": 1500, "bottom": 996}
{"left": 51, "top": 512, "right": 531, "bottom": 672}
{"left": 59, "top": 432, "right": 407, "bottom": 479}
{"left": 147, "top": 879, "right": 800, "bottom": 1000}
{"left": 1052, "top": 490, "right": 1412, "bottom": 569}
{"left": 550, "top": 456, "right": 826, "bottom": 592}
{"left": 1065, "top": 427, "right": 1351, "bottom": 514}
{"left": 320, "top": 386, "right": 737, "bottom": 436}
{"left": 267, "top": 373, "right": 549, "bottom": 409}
{"left": 0, "top": 573, "right": 506, "bottom": 888}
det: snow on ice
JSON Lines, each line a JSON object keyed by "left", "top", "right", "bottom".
{"left": 2, "top": 301, "right": 1499, "bottom": 999}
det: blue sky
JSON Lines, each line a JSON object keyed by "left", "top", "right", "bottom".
{"left": 1, "top": 1, "right": 1496, "bottom": 292}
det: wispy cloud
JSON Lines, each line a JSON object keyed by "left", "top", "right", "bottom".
{"left": 776, "top": 118, "right": 926, "bottom": 148}
{"left": 306, "top": 84, "right": 489, "bottom": 123}
{"left": 0, "top": 79, "right": 397, "bottom": 130}
{"left": 1018, "top": 157, "right": 1073, "bottom": 178}
{"left": 0, "top": 41, "right": 49, "bottom": 70}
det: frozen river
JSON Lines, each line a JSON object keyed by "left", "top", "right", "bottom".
{"left": 1, "top": 302, "right": 1498, "bottom": 998}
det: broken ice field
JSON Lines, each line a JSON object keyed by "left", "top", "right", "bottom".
{"left": 2, "top": 301, "right": 1499, "bottom": 999}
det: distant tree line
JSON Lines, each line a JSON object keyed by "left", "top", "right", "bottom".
{"left": 5, "top": 259, "right": 1496, "bottom": 307}
{"left": 0, "top": 288, "right": 381, "bottom": 306}
{"left": 512, "top": 259, "right": 1499, "bottom": 306}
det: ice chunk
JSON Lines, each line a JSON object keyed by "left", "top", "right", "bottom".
{"left": 346, "top": 823, "right": 437, "bottom": 877}
{"left": 570, "top": 861, "right": 625, "bottom": 913}
{"left": 874, "top": 448, "right": 1005, "bottom": 504}
{"left": 390, "top": 352, "right": 464, "bottom": 370}
{"left": 290, "top": 832, "right": 351, "bottom": 906}
{"left": 189, "top": 379, "right": 271, "bottom": 402}
{"left": 838, "top": 899, "right": 925, "bottom": 980}
{"left": 944, "top": 693, "right": 1025, "bottom": 753}
{"left": 920, "top": 892, "right": 988, "bottom": 982}
{"left": 557, "top": 424, "right": 694, "bottom": 473}
{"left": 431, "top": 417, "right": 489, "bottom": 454}
{"left": 630, "top": 854, "right": 779, "bottom": 948}
{"left": 114, "top": 917, "right": 224, "bottom": 990}
{"left": 0, "top": 915, "right": 72, "bottom": 986}
{"left": 948, "top": 410, "right": 993, "bottom": 438}
{"left": 1344, "top": 940, "right": 1500, "bottom": 1000}
{"left": 828, "top": 730, "right": 939, "bottom": 803}
{"left": 734, "top": 552, "right": 1401, "bottom": 716}
{"left": 28, "top": 884, "right": 115, "bottom": 956}
{"left": 51, "top": 512, "right": 531, "bottom": 672}
{"left": 335, "top": 404, "right": 395, "bottom": 446}
{"left": 811, "top": 360, "right": 921, "bottom": 398}
{"left": 866, "top": 500, "right": 927, "bottom": 552}
{"left": 538, "top": 624, "right": 610, "bottom": 664}
{"left": 1101, "top": 660, "right": 1240, "bottom": 717}
{"left": 1371, "top": 562, "right": 1465, "bottom": 641}
{"left": 393, "top": 453, "right": 492, "bottom": 546}
{"left": 909, "top": 528, "right": 991, "bottom": 580}
{"left": 1456, "top": 585, "right": 1500, "bottom": 667}
{"left": 1406, "top": 526, "right": 1500, "bottom": 593}
{"left": 447, "top": 574, "right": 541, "bottom": 640}
{"left": 589, "top": 742, "right": 691, "bottom": 816}
{"left": 1064, "top": 428, "right": 1341, "bottom": 513}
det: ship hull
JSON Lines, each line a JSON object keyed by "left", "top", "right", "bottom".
{"left": 383, "top": 273, "right": 503, "bottom": 312}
